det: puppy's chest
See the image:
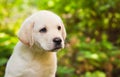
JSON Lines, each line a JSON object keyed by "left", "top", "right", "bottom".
{"left": 24, "top": 56, "right": 57, "bottom": 77}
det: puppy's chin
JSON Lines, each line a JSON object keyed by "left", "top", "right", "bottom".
{"left": 42, "top": 47, "right": 61, "bottom": 52}
{"left": 42, "top": 46, "right": 62, "bottom": 52}
{"left": 50, "top": 44, "right": 63, "bottom": 52}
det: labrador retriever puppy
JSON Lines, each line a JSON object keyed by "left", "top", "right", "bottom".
{"left": 4, "top": 10, "right": 66, "bottom": 77}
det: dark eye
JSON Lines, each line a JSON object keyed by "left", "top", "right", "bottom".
{"left": 39, "top": 27, "right": 47, "bottom": 33}
{"left": 58, "top": 26, "right": 61, "bottom": 30}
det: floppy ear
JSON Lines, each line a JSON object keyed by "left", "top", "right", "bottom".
{"left": 61, "top": 23, "right": 67, "bottom": 40}
{"left": 18, "top": 18, "right": 34, "bottom": 47}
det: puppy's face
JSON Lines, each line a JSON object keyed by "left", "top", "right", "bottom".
{"left": 33, "top": 18, "right": 65, "bottom": 51}
{"left": 18, "top": 11, "right": 66, "bottom": 51}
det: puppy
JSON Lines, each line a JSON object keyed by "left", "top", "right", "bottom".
{"left": 4, "top": 10, "right": 66, "bottom": 77}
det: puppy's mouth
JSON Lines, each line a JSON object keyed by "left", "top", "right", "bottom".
{"left": 51, "top": 45, "right": 62, "bottom": 51}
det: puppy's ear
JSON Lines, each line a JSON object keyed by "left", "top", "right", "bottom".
{"left": 61, "top": 23, "right": 67, "bottom": 40}
{"left": 18, "top": 18, "right": 34, "bottom": 47}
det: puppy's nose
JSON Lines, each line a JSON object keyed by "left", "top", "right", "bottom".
{"left": 53, "top": 37, "right": 62, "bottom": 44}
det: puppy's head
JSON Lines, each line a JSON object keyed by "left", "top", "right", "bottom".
{"left": 18, "top": 10, "right": 66, "bottom": 51}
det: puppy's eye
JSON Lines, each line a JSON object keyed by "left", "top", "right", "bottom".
{"left": 39, "top": 27, "right": 47, "bottom": 33}
{"left": 58, "top": 26, "right": 61, "bottom": 30}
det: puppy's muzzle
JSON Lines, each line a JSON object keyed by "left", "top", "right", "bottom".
{"left": 53, "top": 37, "right": 62, "bottom": 50}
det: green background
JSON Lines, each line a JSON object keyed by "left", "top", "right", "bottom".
{"left": 0, "top": 0, "right": 120, "bottom": 77}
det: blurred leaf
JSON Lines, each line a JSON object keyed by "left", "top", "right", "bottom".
{"left": 57, "top": 66, "right": 75, "bottom": 76}
{"left": 0, "top": 58, "right": 7, "bottom": 66}
{"left": 83, "top": 71, "right": 106, "bottom": 77}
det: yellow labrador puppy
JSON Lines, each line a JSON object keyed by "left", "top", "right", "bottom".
{"left": 5, "top": 10, "right": 66, "bottom": 77}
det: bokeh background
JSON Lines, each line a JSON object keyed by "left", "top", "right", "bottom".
{"left": 0, "top": 0, "right": 120, "bottom": 77}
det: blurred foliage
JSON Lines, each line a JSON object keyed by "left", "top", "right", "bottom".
{"left": 0, "top": 0, "right": 120, "bottom": 77}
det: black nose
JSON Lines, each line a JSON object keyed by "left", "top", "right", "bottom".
{"left": 53, "top": 37, "right": 62, "bottom": 44}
